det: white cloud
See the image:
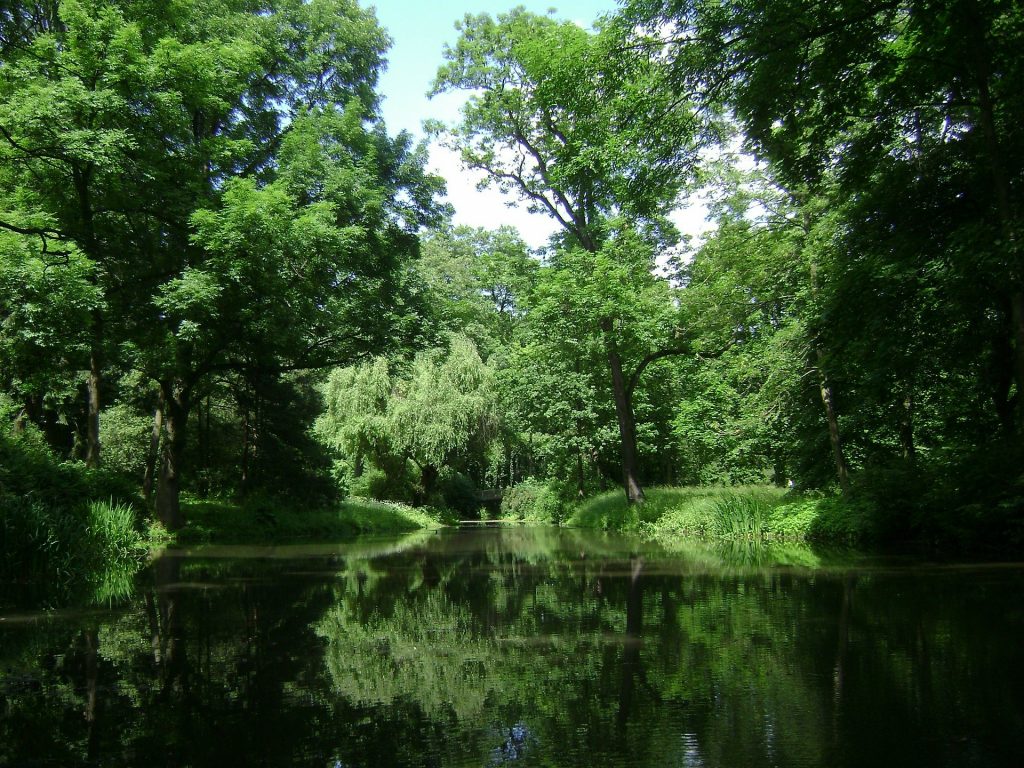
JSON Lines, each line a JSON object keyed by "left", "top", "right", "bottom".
{"left": 427, "top": 143, "right": 559, "bottom": 250}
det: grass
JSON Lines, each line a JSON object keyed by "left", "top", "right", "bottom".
{"left": 87, "top": 499, "right": 143, "bottom": 559}
{"left": 565, "top": 485, "right": 875, "bottom": 544}
{"left": 173, "top": 495, "right": 448, "bottom": 545}
{"left": 1, "top": 495, "right": 147, "bottom": 608}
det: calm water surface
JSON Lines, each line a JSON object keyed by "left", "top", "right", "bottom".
{"left": 1, "top": 527, "right": 1023, "bottom": 767}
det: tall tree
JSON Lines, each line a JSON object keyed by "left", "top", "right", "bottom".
{"left": 625, "top": 0, "right": 1024, "bottom": 432}
{"left": 0, "top": 1, "right": 445, "bottom": 528}
{"left": 431, "top": 8, "right": 712, "bottom": 502}
{"left": 0, "top": 0, "right": 157, "bottom": 465}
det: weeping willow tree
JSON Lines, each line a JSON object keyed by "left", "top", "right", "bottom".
{"left": 315, "top": 333, "right": 499, "bottom": 504}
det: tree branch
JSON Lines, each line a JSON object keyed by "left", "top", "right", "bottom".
{"left": 626, "top": 339, "right": 735, "bottom": 396}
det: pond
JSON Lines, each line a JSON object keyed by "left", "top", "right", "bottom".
{"left": 1, "top": 527, "right": 1023, "bottom": 767}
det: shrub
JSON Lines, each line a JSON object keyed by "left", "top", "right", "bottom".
{"left": 767, "top": 494, "right": 878, "bottom": 543}
{"left": 0, "top": 430, "right": 144, "bottom": 604}
{"left": 99, "top": 403, "right": 152, "bottom": 481}
{"left": 350, "top": 465, "right": 416, "bottom": 503}
{"left": 500, "top": 479, "right": 564, "bottom": 524}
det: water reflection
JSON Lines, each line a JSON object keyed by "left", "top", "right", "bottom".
{"left": 1, "top": 529, "right": 1022, "bottom": 767}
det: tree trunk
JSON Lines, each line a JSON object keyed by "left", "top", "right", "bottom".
{"left": 198, "top": 394, "right": 210, "bottom": 498}
{"left": 85, "top": 346, "right": 102, "bottom": 468}
{"left": 816, "top": 347, "right": 850, "bottom": 494}
{"left": 241, "top": 405, "right": 251, "bottom": 495}
{"left": 603, "top": 322, "right": 645, "bottom": 504}
{"left": 143, "top": 391, "right": 164, "bottom": 504}
{"left": 420, "top": 463, "right": 439, "bottom": 504}
{"left": 156, "top": 383, "right": 191, "bottom": 531}
{"left": 576, "top": 451, "right": 586, "bottom": 499}
{"left": 808, "top": 256, "right": 850, "bottom": 493}
{"left": 990, "top": 322, "right": 1016, "bottom": 435}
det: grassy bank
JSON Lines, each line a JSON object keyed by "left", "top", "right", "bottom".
{"left": 173, "top": 495, "right": 449, "bottom": 545}
{"left": 0, "top": 431, "right": 149, "bottom": 606}
{"left": 565, "top": 485, "right": 874, "bottom": 544}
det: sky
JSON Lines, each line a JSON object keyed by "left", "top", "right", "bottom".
{"left": 370, "top": 1, "right": 712, "bottom": 250}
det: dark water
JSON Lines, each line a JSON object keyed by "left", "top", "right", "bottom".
{"left": 2, "top": 527, "right": 1023, "bottom": 767}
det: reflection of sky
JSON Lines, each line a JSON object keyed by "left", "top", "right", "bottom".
{"left": 681, "top": 732, "right": 704, "bottom": 767}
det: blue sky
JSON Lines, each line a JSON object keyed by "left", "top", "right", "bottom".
{"left": 372, "top": 1, "right": 619, "bottom": 138}
{"left": 369, "top": 1, "right": 711, "bottom": 249}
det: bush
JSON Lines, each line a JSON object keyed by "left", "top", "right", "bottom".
{"left": 349, "top": 465, "right": 416, "bottom": 504}
{"left": 767, "top": 494, "right": 877, "bottom": 543}
{"left": 0, "top": 430, "right": 145, "bottom": 604}
{"left": 500, "top": 479, "right": 565, "bottom": 524}
{"left": 99, "top": 403, "right": 152, "bottom": 481}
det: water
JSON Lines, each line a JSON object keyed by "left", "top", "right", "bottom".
{"left": 1, "top": 527, "right": 1022, "bottom": 767}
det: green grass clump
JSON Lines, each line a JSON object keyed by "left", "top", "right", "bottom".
{"left": 567, "top": 486, "right": 787, "bottom": 539}
{"left": 566, "top": 484, "right": 886, "bottom": 545}
{"left": 175, "top": 495, "right": 446, "bottom": 545}
{"left": 87, "top": 499, "right": 143, "bottom": 560}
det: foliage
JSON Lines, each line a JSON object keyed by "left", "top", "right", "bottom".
{"left": 0, "top": 430, "right": 144, "bottom": 604}
{"left": 431, "top": 7, "right": 709, "bottom": 248}
{"left": 98, "top": 403, "right": 152, "bottom": 481}
{"left": 316, "top": 333, "right": 499, "bottom": 507}
{"left": 417, "top": 225, "right": 536, "bottom": 355}
{"left": 173, "top": 495, "right": 446, "bottom": 545}
{"left": 499, "top": 478, "right": 566, "bottom": 524}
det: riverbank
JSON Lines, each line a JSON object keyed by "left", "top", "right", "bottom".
{"left": 171, "top": 496, "right": 449, "bottom": 545}
{"left": 561, "top": 481, "right": 1024, "bottom": 552}
{"left": 564, "top": 486, "right": 870, "bottom": 543}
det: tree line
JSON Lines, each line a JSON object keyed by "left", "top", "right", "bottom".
{"left": 2, "top": 1, "right": 1021, "bottom": 541}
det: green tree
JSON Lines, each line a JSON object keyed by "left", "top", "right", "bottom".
{"left": 0, "top": 1, "right": 445, "bottom": 528}
{"left": 317, "top": 334, "right": 499, "bottom": 505}
{"left": 431, "top": 8, "right": 712, "bottom": 502}
{"left": 417, "top": 225, "right": 536, "bottom": 356}
{"left": 625, "top": 0, "right": 1024, "bottom": 435}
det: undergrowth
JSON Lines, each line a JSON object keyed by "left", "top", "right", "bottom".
{"left": 0, "top": 431, "right": 147, "bottom": 606}
{"left": 565, "top": 485, "right": 876, "bottom": 544}
{"left": 174, "top": 494, "right": 448, "bottom": 545}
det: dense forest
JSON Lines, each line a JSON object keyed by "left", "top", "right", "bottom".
{"left": 2, "top": 0, "right": 1022, "bottom": 572}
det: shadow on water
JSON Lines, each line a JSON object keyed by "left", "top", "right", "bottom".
{"left": 1, "top": 528, "right": 1023, "bottom": 767}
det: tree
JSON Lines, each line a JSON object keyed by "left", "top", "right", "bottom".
{"left": 0, "top": 1, "right": 446, "bottom": 528}
{"left": 316, "top": 333, "right": 499, "bottom": 505}
{"left": 624, "top": 0, "right": 1024, "bottom": 432}
{"left": 431, "top": 8, "right": 712, "bottom": 502}
{"left": 0, "top": 0, "right": 158, "bottom": 465}
{"left": 417, "top": 225, "right": 536, "bottom": 357}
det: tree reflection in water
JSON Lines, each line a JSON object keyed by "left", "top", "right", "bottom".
{"left": 0, "top": 530, "right": 1022, "bottom": 767}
